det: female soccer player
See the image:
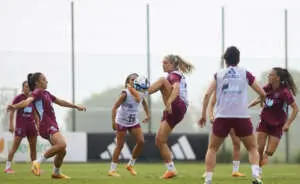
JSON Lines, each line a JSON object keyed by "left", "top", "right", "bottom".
{"left": 249, "top": 67, "right": 299, "bottom": 177}
{"left": 4, "top": 81, "right": 39, "bottom": 174}
{"left": 108, "top": 73, "right": 150, "bottom": 177}
{"left": 199, "top": 46, "right": 266, "bottom": 184}
{"left": 142, "top": 54, "right": 193, "bottom": 179}
{"left": 7, "top": 72, "right": 86, "bottom": 179}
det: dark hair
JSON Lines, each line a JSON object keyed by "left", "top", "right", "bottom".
{"left": 223, "top": 46, "right": 240, "bottom": 66}
{"left": 124, "top": 73, "right": 139, "bottom": 88}
{"left": 22, "top": 81, "right": 28, "bottom": 88}
{"left": 166, "top": 54, "right": 194, "bottom": 74}
{"left": 273, "top": 67, "right": 297, "bottom": 96}
{"left": 27, "top": 72, "right": 42, "bottom": 91}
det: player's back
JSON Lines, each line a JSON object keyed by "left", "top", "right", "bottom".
{"left": 215, "top": 66, "right": 250, "bottom": 118}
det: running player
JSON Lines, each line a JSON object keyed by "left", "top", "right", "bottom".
{"left": 7, "top": 73, "right": 86, "bottom": 179}
{"left": 249, "top": 67, "right": 298, "bottom": 178}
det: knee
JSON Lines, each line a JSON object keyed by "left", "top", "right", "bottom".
{"left": 246, "top": 144, "right": 258, "bottom": 153}
{"left": 60, "top": 149, "right": 67, "bottom": 156}
{"left": 208, "top": 144, "right": 219, "bottom": 152}
{"left": 57, "top": 142, "right": 67, "bottom": 151}
{"left": 155, "top": 136, "right": 165, "bottom": 148}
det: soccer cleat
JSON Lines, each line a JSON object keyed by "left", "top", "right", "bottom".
{"left": 125, "top": 165, "right": 137, "bottom": 176}
{"left": 51, "top": 173, "right": 71, "bottom": 179}
{"left": 160, "top": 170, "right": 177, "bottom": 179}
{"left": 108, "top": 170, "right": 121, "bottom": 177}
{"left": 204, "top": 181, "right": 212, "bottom": 184}
{"left": 31, "top": 161, "right": 40, "bottom": 176}
{"left": 252, "top": 178, "right": 263, "bottom": 184}
{"left": 202, "top": 172, "right": 206, "bottom": 178}
{"left": 4, "top": 168, "right": 15, "bottom": 174}
{"left": 232, "top": 171, "right": 246, "bottom": 177}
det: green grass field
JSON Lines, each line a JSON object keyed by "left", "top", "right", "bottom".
{"left": 1, "top": 163, "right": 299, "bottom": 184}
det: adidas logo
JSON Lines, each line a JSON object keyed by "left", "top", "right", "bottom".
{"left": 171, "top": 136, "right": 196, "bottom": 160}
{"left": 99, "top": 138, "right": 132, "bottom": 160}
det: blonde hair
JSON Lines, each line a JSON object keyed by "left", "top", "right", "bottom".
{"left": 166, "top": 54, "right": 194, "bottom": 74}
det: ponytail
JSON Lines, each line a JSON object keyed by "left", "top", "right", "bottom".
{"left": 282, "top": 69, "right": 297, "bottom": 96}
{"left": 166, "top": 54, "right": 194, "bottom": 74}
{"left": 27, "top": 72, "right": 42, "bottom": 91}
{"left": 273, "top": 67, "right": 297, "bottom": 96}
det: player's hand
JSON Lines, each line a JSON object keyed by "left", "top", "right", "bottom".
{"left": 282, "top": 123, "right": 290, "bottom": 132}
{"left": 35, "top": 124, "right": 40, "bottom": 135}
{"left": 76, "top": 105, "right": 87, "bottom": 112}
{"left": 9, "top": 124, "right": 14, "bottom": 134}
{"left": 112, "top": 122, "right": 117, "bottom": 131}
{"left": 7, "top": 104, "right": 16, "bottom": 112}
{"left": 209, "top": 115, "right": 215, "bottom": 124}
{"left": 165, "top": 103, "right": 172, "bottom": 114}
{"left": 142, "top": 115, "right": 150, "bottom": 123}
{"left": 198, "top": 116, "right": 206, "bottom": 128}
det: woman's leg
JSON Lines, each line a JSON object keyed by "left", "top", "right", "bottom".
{"left": 148, "top": 77, "right": 172, "bottom": 105}
{"left": 155, "top": 121, "right": 176, "bottom": 178}
{"left": 108, "top": 130, "right": 127, "bottom": 176}
{"left": 256, "top": 131, "right": 268, "bottom": 178}
{"left": 5, "top": 136, "right": 23, "bottom": 172}
{"left": 204, "top": 133, "right": 225, "bottom": 183}
{"left": 156, "top": 121, "right": 173, "bottom": 163}
{"left": 256, "top": 132, "right": 268, "bottom": 166}
{"left": 51, "top": 132, "right": 67, "bottom": 176}
{"left": 229, "top": 129, "right": 245, "bottom": 176}
{"left": 32, "top": 132, "right": 67, "bottom": 177}
{"left": 264, "top": 135, "right": 280, "bottom": 160}
{"left": 27, "top": 135, "right": 37, "bottom": 162}
{"left": 125, "top": 127, "right": 144, "bottom": 176}
{"left": 240, "top": 134, "right": 261, "bottom": 182}
{"left": 129, "top": 127, "right": 144, "bottom": 164}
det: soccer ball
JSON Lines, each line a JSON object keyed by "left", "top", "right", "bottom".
{"left": 133, "top": 76, "right": 150, "bottom": 91}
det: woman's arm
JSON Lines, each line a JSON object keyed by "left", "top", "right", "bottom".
{"left": 7, "top": 97, "right": 35, "bottom": 111}
{"left": 199, "top": 80, "right": 217, "bottom": 127}
{"left": 248, "top": 96, "right": 262, "bottom": 108}
{"left": 111, "top": 92, "right": 126, "bottom": 130}
{"left": 282, "top": 102, "right": 299, "bottom": 132}
{"left": 165, "top": 82, "right": 180, "bottom": 113}
{"left": 208, "top": 91, "right": 216, "bottom": 124}
{"left": 9, "top": 109, "right": 15, "bottom": 133}
{"left": 250, "top": 80, "right": 266, "bottom": 106}
{"left": 54, "top": 97, "right": 86, "bottom": 111}
{"left": 33, "top": 109, "right": 40, "bottom": 132}
{"left": 142, "top": 98, "right": 150, "bottom": 123}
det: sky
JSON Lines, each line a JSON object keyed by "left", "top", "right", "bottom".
{"left": 1, "top": 0, "right": 300, "bottom": 130}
